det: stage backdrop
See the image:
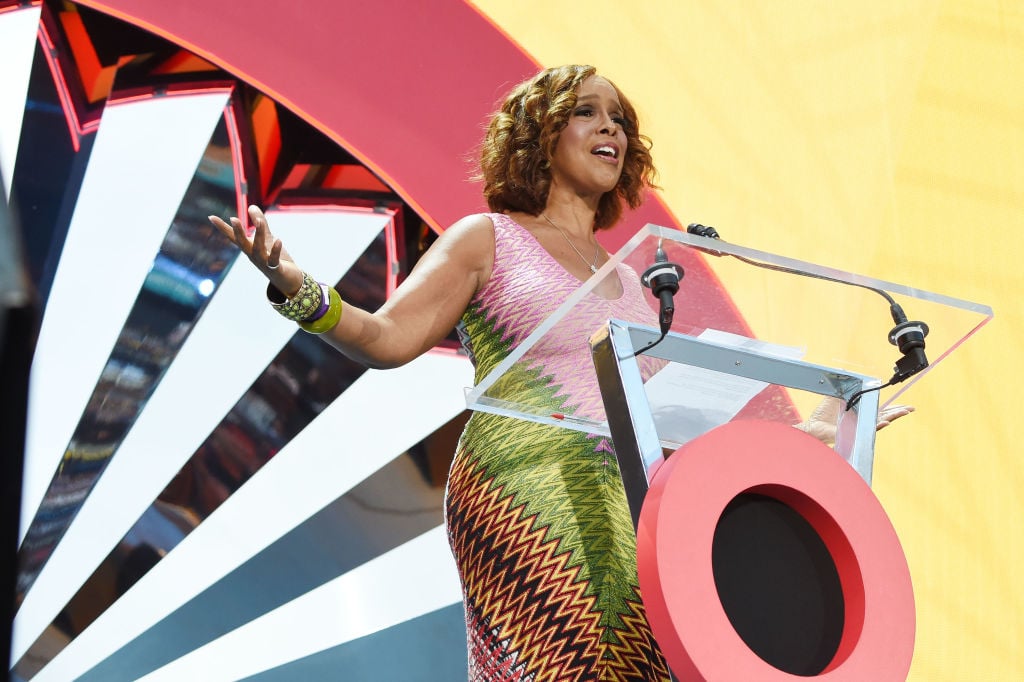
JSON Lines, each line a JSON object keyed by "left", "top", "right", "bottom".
{"left": 4, "top": 1, "right": 1021, "bottom": 680}
{"left": 470, "top": 1, "right": 1023, "bottom": 679}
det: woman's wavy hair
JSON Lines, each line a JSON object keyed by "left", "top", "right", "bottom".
{"left": 478, "top": 65, "right": 657, "bottom": 230}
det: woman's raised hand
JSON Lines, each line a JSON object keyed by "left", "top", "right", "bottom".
{"left": 797, "top": 396, "right": 914, "bottom": 446}
{"left": 209, "top": 205, "right": 303, "bottom": 297}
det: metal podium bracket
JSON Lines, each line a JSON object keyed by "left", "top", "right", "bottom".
{"left": 591, "top": 319, "right": 881, "bottom": 531}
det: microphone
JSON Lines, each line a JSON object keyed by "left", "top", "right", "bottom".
{"left": 682, "top": 220, "right": 930, "bottom": 404}
{"left": 685, "top": 223, "right": 724, "bottom": 257}
{"left": 687, "top": 223, "right": 720, "bottom": 239}
{"left": 641, "top": 241, "right": 685, "bottom": 336}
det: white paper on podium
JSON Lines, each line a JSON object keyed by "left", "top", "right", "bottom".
{"left": 643, "top": 329, "right": 804, "bottom": 446}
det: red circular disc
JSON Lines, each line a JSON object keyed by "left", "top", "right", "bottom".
{"left": 637, "top": 420, "right": 915, "bottom": 681}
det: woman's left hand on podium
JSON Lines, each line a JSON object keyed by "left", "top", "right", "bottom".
{"left": 796, "top": 397, "right": 914, "bottom": 445}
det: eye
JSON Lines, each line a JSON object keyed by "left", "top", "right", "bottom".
{"left": 574, "top": 107, "right": 594, "bottom": 117}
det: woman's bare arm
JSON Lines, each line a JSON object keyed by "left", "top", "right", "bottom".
{"left": 210, "top": 206, "right": 494, "bottom": 369}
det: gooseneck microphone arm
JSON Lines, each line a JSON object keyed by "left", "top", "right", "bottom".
{"left": 684, "top": 223, "right": 930, "bottom": 407}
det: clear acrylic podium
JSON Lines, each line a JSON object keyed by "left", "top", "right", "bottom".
{"left": 465, "top": 224, "right": 993, "bottom": 528}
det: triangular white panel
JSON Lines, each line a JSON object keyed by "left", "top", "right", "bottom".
{"left": 13, "top": 206, "right": 392, "bottom": 663}
{"left": 31, "top": 349, "right": 471, "bottom": 681}
{"left": 139, "top": 525, "right": 461, "bottom": 682}
{"left": 0, "top": 5, "right": 40, "bottom": 199}
{"left": 21, "top": 92, "right": 230, "bottom": 542}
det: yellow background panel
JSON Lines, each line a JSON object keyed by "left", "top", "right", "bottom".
{"left": 472, "top": 1, "right": 1024, "bottom": 679}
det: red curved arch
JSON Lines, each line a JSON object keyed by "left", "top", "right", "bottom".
{"left": 73, "top": 0, "right": 795, "bottom": 461}
{"left": 74, "top": 0, "right": 531, "bottom": 231}
{"left": 75, "top": 0, "right": 686, "bottom": 250}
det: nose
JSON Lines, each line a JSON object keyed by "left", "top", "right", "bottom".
{"left": 599, "top": 114, "right": 618, "bottom": 135}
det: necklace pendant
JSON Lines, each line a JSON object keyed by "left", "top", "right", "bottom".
{"left": 540, "top": 213, "right": 601, "bottom": 277}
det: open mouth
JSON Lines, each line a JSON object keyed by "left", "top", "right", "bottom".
{"left": 592, "top": 144, "right": 619, "bottom": 160}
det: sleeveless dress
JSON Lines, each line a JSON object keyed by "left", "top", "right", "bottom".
{"left": 445, "top": 214, "right": 672, "bottom": 681}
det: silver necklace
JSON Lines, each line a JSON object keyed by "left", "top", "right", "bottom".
{"left": 541, "top": 213, "right": 600, "bottom": 274}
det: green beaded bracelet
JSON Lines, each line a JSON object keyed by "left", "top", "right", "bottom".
{"left": 269, "top": 271, "right": 323, "bottom": 321}
{"left": 298, "top": 286, "right": 343, "bottom": 334}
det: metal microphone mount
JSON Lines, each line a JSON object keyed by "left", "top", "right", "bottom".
{"left": 641, "top": 244, "right": 685, "bottom": 336}
{"left": 887, "top": 305, "right": 930, "bottom": 383}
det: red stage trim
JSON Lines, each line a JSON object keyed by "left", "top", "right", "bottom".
{"left": 70, "top": 0, "right": 687, "bottom": 248}
{"left": 71, "top": 0, "right": 537, "bottom": 234}
{"left": 638, "top": 420, "right": 915, "bottom": 681}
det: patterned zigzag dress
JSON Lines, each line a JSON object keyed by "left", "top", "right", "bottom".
{"left": 445, "top": 213, "right": 671, "bottom": 681}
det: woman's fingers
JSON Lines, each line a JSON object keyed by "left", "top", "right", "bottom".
{"left": 208, "top": 215, "right": 242, "bottom": 246}
{"left": 799, "top": 399, "right": 915, "bottom": 443}
{"left": 209, "top": 207, "right": 284, "bottom": 269}
{"left": 246, "top": 206, "right": 282, "bottom": 268}
{"left": 250, "top": 214, "right": 268, "bottom": 260}
{"left": 248, "top": 205, "right": 271, "bottom": 248}
{"left": 876, "top": 404, "right": 914, "bottom": 430}
{"left": 221, "top": 216, "right": 251, "bottom": 249}
{"left": 209, "top": 208, "right": 300, "bottom": 296}
{"left": 268, "top": 239, "right": 284, "bottom": 269}
{"left": 248, "top": 204, "right": 266, "bottom": 224}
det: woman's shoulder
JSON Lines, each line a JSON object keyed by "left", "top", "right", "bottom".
{"left": 427, "top": 213, "right": 498, "bottom": 278}
{"left": 436, "top": 213, "right": 495, "bottom": 245}
{"left": 443, "top": 212, "right": 533, "bottom": 246}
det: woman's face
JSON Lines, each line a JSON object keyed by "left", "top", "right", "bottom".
{"left": 549, "top": 75, "right": 629, "bottom": 200}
